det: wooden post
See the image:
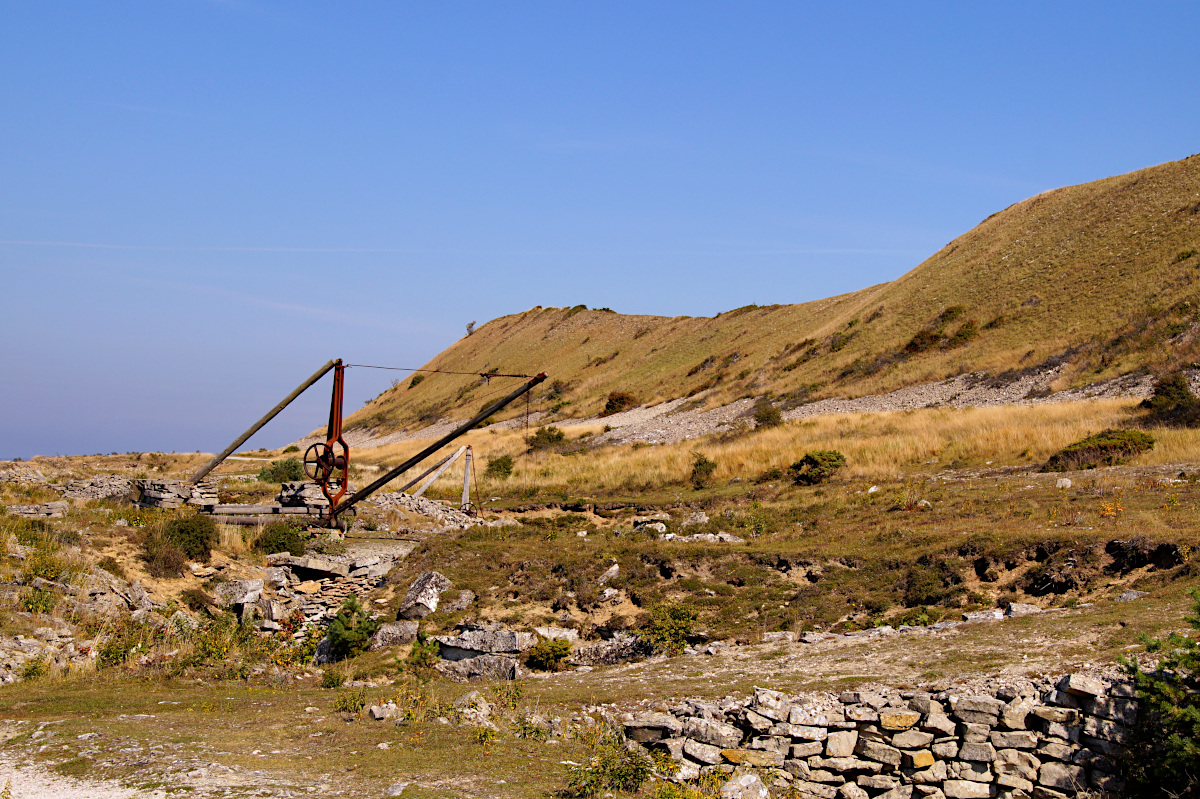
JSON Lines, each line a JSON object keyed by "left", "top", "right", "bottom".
{"left": 461, "top": 446, "right": 472, "bottom": 512}
{"left": 412, "top": 446, "right": 466, "bottom": 499}
{"left": 189, "top": 359, "right": 338, "bottom": 484}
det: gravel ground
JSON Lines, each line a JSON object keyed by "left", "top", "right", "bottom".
{"left": 0, "top": 755, "right": 162, "bottom": 799}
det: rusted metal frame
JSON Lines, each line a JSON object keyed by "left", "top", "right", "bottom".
{"left": 189, "top": 359, "right": 338, "bottom": 484}
{"left": 332, "top": 372, "right": 547, "bottom": 517}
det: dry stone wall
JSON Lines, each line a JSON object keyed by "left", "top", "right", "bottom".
{"left": 624, "top": 673, "right": 1134, "bottom": 799}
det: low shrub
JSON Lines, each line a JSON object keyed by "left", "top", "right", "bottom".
{"left": 1120, "top": 589, "right": 1200, "bottom": 798}
{"left": 1140, "top": 372, "right": 1200, "bottom": 427}
{"left": 563, "top": 729, "right": 655, "bottom": 797}
{"left": 526, "top": 636, "right": 572, "bottom": 671}
{"left": 325, "top": 594, "right": 380, "bottom": 662}
{"left": 163, "top": 515, "right": 218, "bottom": 562}
{"left": 138, "top": 526, "right": 186, "bottom": 577}
{"left": 283, "top": 445, "right": 300, "bottom": 453}
{"left": 20, "top": 588, "right": 56, "bottom": 614}
{"left": 526, "top": 426, "right": 566, "bottom": 452}
{"left": 752, "top": 397, "right": 783, "bottom": 429}
{"left": 789, "top": 450, "right": 847, "bottom": 485}
{"left": 333, "top": 688, "right": 367, "bottom": 714}
{"left": 1042, "top": 429, "right": 1155, "bottom": 472}
{"left": 405, "top": 631, "right": 441, "bottom": 671}
{"left": 321, "top": 668, "right": 345, "bottom": 689}
{"left": 689, "top": 453, "right": 717, "bottom": 490}
{"left": 180, "top": 587, "right": 213, "bottom": 613}
{"left": 484, "top": 455, "right": 515, "bottom": 480}
{"left": 643, "top": 605, "right": 697, "bottom": 656}
{"left": 257, "top": 458, "right": 304, "bottom": 483}
{"left": 20, "top": 655, "right": 48, "bottom": 681}
{"left": 408, "top": 374, "right": 425, "bottom": 389}
{"left": 254, "top": 521, "right": 307, "bottom": 556}
{"left": 96, "top": 555, "right": 126, "bottom": 580}
{"left": 601, "top": 391, "right": 637, "bottom": 416}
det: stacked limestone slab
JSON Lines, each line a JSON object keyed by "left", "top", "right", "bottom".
{"left": 624, "top": 675, "right": 1133, "bottom": 798}
{"left": 132, "top": 479, "right": 217, "bottom": 509}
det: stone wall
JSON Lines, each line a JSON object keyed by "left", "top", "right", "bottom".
{"left": 623, "top": 672, "right": 1133, "bottom": 798}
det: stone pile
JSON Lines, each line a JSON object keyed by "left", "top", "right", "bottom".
{"left": 661, "top": 531, "right": 746, "bottom": 544}
{"left": 0, "top": 625, "right": 97, "bottom": 684}
{"left": 0, "top": 465, "right": 46, "bottom": 484}
{"left": 429, "top": 620, "right": 540, "bottom": 682}
{"left": 623, "top": 675, "right": 1136, "bottom": 798}
{"left": 369, "top": 491, "right": 482, "bottom": 530}
{"left": 133, "top": 479, "right": 217, "bottom": 510}
{"left": 5, "top": 501, "right": 70, "bottom": 519}
{"left": 277, "top": 481, "right": 329, "bottom": 508}
{"left": 240, "top": 552, "right": 398, "bottom": 637}
{"left": 58, "top": 474, "right": 132, "bottom": 501}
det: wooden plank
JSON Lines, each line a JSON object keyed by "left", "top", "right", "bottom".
{"left": 412, "top": 446, "right": 466, "bottom": 499}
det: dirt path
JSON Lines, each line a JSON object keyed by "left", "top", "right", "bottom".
{"left": 0, "top": 754, "right": 162, "bottom": 799}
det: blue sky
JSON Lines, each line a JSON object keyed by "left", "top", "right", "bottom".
{"left": 3, "top": 2, "right": 1198, "bottom": 460}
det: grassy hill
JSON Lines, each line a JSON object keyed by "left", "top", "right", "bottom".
{"left": 351, "top": 154, "right": 1200, "bottom": 434}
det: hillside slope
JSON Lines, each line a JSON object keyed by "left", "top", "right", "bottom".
{"left": 351, "top": 154, "right": 1200, "bottom": 434}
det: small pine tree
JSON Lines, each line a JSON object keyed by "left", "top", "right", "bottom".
{"left": 1121, "top": 589, "right": 1200, "bottom": 797}
{"left": 325, "top": 594, "right": 381, "bottom": 662}
{"left": 689, "top": 452, "right": 717, "bottom": 490}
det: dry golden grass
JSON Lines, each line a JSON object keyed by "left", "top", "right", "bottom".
{"left": 351, "top": 398, "right": 1200, "bottom": 496}
{"left": 346, "top": 155, "right": 1200, "bottom": 436}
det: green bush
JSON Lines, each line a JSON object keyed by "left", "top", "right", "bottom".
{"left": 321, "top": 668, "right": 345, "bottom": 689}
{"left": 601, "top": 391, "right": 637, "bottom": 417}
{"left": 283, "top": 445, "right": 300, "bottom": 453}
{"left": 689, "top": 453, "right": 717, "bottom": 490}
{"left": 526, "top": 426, "right": 566, "bottom": 452}
{"left": 484, "top": 454, "right": 515, "bottom": 480}
{"left": 333, "top": 688, "right": 367, "bottom": 714}
{"left": 1042, "top": 429, "right": 1155, "bottom": 472}
{"left": 141, "top": 528, "right": 188, "bottom": 577}
{"left": 752, "top": 397, "right": 783, "bottom": 429}
{"left": 789, "top": 450, "right": 847, "bottom": 485}
{"left": 405, "top": 630, "right": 441, "bottom": 671}
{"left": 563, "top": 729, "right": 654, "bottom": 797}
{"left": 163, "top": 514, "right": 218, "bottom": 562}
{"left": 1120, "top": 589, "right": 1200, "bottom": 798}
{"left": 254, "top": 521, "right": 307, "bottom": 556}
{"left": 643, "top": 605, "right": 697, "bottom": 656}
{"left": 526, "top": 636, "right": 572, "bottom": 671}
{"left": 325, "top": 594, "right": 381, "bottom": 662}
{"left": 409, "top": 374, "right": 425, "bottom": 389}
{"left": 20, "top": 588, "right": 56, "bottom": 614}
{"left": 257, "top": 458, "right": 304, "bottom": 483}
{"left": 96, "top": 555, "right": 126, "bottom": 580}
{"left": 1140, "top": 372, "right": 1200, "bottom": 427}
{"left": 20, "top": 655, "right": 49, "bottom": 681}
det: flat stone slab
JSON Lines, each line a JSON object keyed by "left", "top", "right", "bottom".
{"left": 265, "top": 554, "right": 349, "bottom": 578}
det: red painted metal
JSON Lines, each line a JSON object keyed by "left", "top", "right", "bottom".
{"left": 301, "top": 359, "right": 350, "bottom": 520}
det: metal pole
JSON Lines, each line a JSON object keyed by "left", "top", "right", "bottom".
{"left": 461, "top": 446, "right": 472, "bottom": 511}
{"left": 189, "top": 359, "right": 338, "bottom": 484}
{"left": 333, "top": 372, "right": 547, "bottom": 516}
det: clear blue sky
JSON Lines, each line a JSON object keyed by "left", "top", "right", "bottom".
{"left": 3, "top": 2, "right": 1198, "bottom": 460}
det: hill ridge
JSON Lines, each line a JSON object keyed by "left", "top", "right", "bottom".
{"left": 349, "top": 155, "right": 1200, "bottom": 435}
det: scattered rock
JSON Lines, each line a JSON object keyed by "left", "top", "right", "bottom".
{"left": 371, "top": 621, "right": 419, "bottom": 650}
{"left": 398, "top": 571, "right": 452, "bottom": 619}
